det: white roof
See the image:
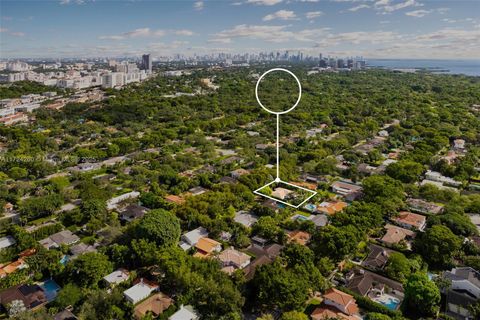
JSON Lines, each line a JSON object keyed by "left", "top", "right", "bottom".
{"left": 179, "top": 241, "right": 192, "bottom": 251}
{"left": 181, "top": 227, "right": 208, "bottom": 246}
{"left": 123, "top": 281, "right": 157, "bottom": 304}
{"left": 169, "top": 305, "right": 199, "bottom": 320}
{"left": 0, "top": 236, "right": 15, "bottom": 249}
{"left": 103, "top": 269, "right": 129, "bottom": 284}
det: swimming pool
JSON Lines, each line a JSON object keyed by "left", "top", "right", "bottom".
{"left": 41, "top": 279, "right": 61, "bottom": 302}
{"left": 60, "top": 255, "right": 69, "bottom": 266}
{"left": 379, "top": 297, "right": 400, "bottom": 310}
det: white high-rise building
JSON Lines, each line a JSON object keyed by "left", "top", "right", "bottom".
{"left": 102, "top": 72, "right": 125, "bottom": 88}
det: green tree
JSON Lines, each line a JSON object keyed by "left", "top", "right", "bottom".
{"left": 280, "top": 311, "right": 308, "bottom": 320}
{"left": 414, "top": 225, "right": 461, "bottom": 268}
{"left": 384, "top": 252, "right": 412, "bottom": 283}
{"left": 385, "top": 160, "right": 424, "bottom": 183}
{"left": 135, "top": 209, "right": 181, "bottom": 247}
{"left": 252, "top": 261, "right": 309, "bottom": 311}
{"left": 311, "top": 225, "right": 360, "bottom": 262}
{"left": 403, "top": 272, "right": 440, "bottom": 317}
{"left": 365, "top": 313, "right": 392, "bottom": 320}
{"left": 55, "top": 283, "right": 83, "bottom": 309}
{"left": 66, "top": 252, "right": 113, "bottom": 287}
{"left": 362, "top": 175, "right": 405, "bottom": 215}
{"left": 428, "top": 213, "right": 478, "bottom": 237}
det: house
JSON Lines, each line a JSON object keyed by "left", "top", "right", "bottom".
{"left": 310, "top": 214, "right": 329, "bottom": 227}
{"left": 311, "top": 288, "right": 359, "bottom": 320}
{"left": 218, "top": 248, "right": 251, "bottom": 274}
{"left": 407, "top": 198, "right": 444, "bottom": 215}
{"left": 453, "top": 139, "right": 465, "bottom": 150}
{"left": 249, "top": 237, "right": 283, "bottom": 257}
{"left": 244, "top": 255, "right": 274, "bottom": 280}
{"left": 0, "top": 236, "right": 16, "bottom": 250}
{"left": 179, "top": 227, "right": 208, "bottom": 251}
{"left": 380, "top": 224, "right": 416, "bottom": 249}
{"left": 169, "top": 305, "right": 199, "bottom": 320}
{"left": 220, "top": 156, "right": 244, "bottom": 165}
{"left": 134, "top": 292, "right": 173, "bottom": 320}
{"left": 234, "top": 211, "right": 258, "bottom": 228}
{"left": 230, "top": 168, "right": 249, "bottom": 179}
{"left": 317, "top": 201, "right": 347, "bottom": 215}
{"left": 0, "top": 284, "right": 47, "bottom": 311}
{"left": 0, "top": 258, "right": 28, "bottom": 277}
{"left": 120, "top": 204, "right": 149, "bottom": 222}
{"left": 107, "top": 191, "right": 140, "bottom": 210}
{"left": 378, "top": 130, "right": 389, "bottom": 137}
{"left": 346, "top": 268, "right": 404, "bottom": 303}
{"left": 357, "top": 163, "right": 380, "bottom": 176}
{"left": 262, "top": 199, "right": 282, "bottom": 212}
{"left": 311, "top": 307, "right": 357, "bottom": 320}
{"left": 123, "top": 279, "right": 159, "bottom": 305}
{"left": 291, "top": 181, "right": 317, "bottom": 191}
{"left": 393, "top": 211, "right": 426, "bottom": 231}
{"left": 69, "top": 243, "right": 96, "bottom": 258}
{"left": 194, "top": 237, "right": 221, "bottom": 258}
{"left": 165, "top": 195, "right": 185, "bottom": 205}
{"left": 3, "top": 202, "right": 13, "bottom": 213}
{"left": 425, "top": 170, "right": 462, "bottom": 187}
{"left": 188, "top": 186, "right": 207, "bottom": 196}
{"left": 331, "top": 181, "right": 363, "bottom": 201}
{"left": 442, "top": 267, "right": 480, "bottom": 320}
{"left": 361, "top": 244, "right": 393, "bottom": 271}
{"left": 40, "top": 230, "right": 80, "bottom": 249}
{"left": 219, "top": 176, "right": 237, "bottom": 184}
{"left": 287, "top": 230, "right": 311, "bottom": 246}
{"left": 103, "top": 269, "right": 130, "bottom": 287}
{"left": 271, "top": 187, "right": 293, "bottom": 200}
{"left": 54, "top": 309, "right": 78, "bottom": 320}
{"left": 255, "top": 143, "right": 273, "bottom": 151}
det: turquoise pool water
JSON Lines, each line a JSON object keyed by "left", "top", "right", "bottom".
{"left": 60, "top": 255, "right": 69, "bottom": 265}
{"left": 41, "top": 279, "right": 61, "bottom": 302}
{"left": 380, "top": 297, "right": 400, "bottom": 310}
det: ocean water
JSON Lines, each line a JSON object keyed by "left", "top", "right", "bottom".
{"left": 366, "top": 59, "right": 480, "bottom": 76}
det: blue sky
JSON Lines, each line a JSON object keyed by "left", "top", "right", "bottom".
{"left": 0, "top": 0, "right": 479, "bottom": 59}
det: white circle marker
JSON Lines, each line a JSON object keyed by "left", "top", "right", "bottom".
{"left": 255, "top": 68, "right": 302, "bottom": 181}
{"left": 255, "top": 68, "right": 302, "bottom": 115}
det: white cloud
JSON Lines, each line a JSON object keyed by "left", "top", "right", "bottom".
{"left": 59, "top": 0, "right": 88, "bottom": 4}
{"left": 306, "top": 11, "right": 324, "bottom": 19}
{"left": 0, "top": 28, "right": 26, "bottom": 37}
{"left": 443, "top": 18, "right": 456, "bottom": 23}
{"left": 174, "top": 29, "right": 195, "bottom": 36}
{"left": 98, "top": 28, "right": 166, "bottom": 40}
{"left": 99, "top": 28, "right": 193, "bottom": 40}
{"left": 263, "top": 10, "right": 297, "bottom": 21}
{"left": 374, "top": 0, "right": 422, "bottom": 14}
{"left": 213, "top": 24, "right": 329, "bottom": 43}
{"left": 208, "top": 38, "right": 233, "bottom": 44}
{"left": 406, "top": 7, "right": 450, "bottom": 18}
{"left": 246, "top": 0, "right": 283, "bottom": 5}
{"left": 194, "top": 1, "right": 204, "bottom": 10}
{"left": 405, "top": 9, "right": 430, "bottom": 17}
{"left": 348, "top": 4, "right": 370, "bottom": 11}
{"left": 10, "top": 32, "right": 25, "bottom": 37}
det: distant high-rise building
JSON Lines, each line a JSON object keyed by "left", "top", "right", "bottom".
{"left": 142, "top": 54, "right": 152, "bottom": 72}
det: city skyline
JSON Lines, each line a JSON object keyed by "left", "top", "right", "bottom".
{"left": 0, "top": 0, "right": 479, "bottom": 59}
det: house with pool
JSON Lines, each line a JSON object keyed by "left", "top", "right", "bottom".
{"left": 345, "top": 268, "right": 404, "bottom": 311}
